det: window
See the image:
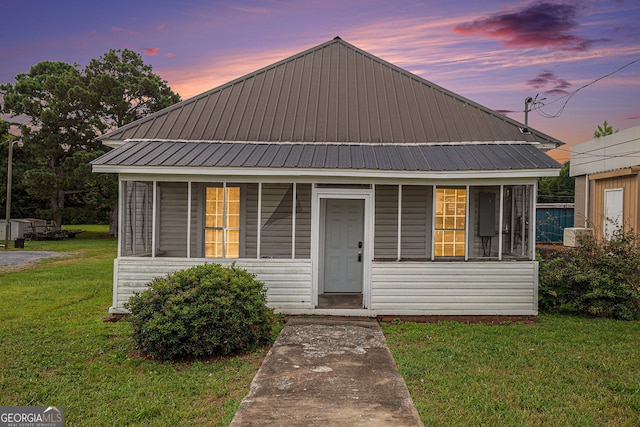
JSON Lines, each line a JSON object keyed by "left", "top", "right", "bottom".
{"left": 434, "top": 188, "right": 466, "bottom": 257}
{"left": 205, "top": 186, "right": 240, "bottom": 258}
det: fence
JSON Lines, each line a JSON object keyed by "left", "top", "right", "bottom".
{"left": 536, "top": 204, "right": 574, "bottom": 243}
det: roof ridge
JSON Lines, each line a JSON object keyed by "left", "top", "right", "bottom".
{"left": 122, "top": 138, "right": 547, "bottom": 147}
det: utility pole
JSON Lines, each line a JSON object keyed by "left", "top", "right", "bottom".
{"left": 4, "top": 140, "right": 22, "bottom": 250}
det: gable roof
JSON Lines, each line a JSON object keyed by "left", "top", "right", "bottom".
{"left": 99, "top": 37, "right": 563, "bottom": 148}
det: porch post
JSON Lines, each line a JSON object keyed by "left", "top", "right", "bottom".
{"left": 117, "top": 179, "right": 124, "bottom": 258}
{"left": 521, "top": 185, "right": 526, "bottom": 257}
{"left": 397, "top": 184, "right": 402, "bottom": 261}
{"left": 371, "top": 184, "right": 376, "bottom": 261}
{"left": 222, "top": 182, "right": 227, "bottom": 257}
{"left": 498, "top": 185, "right": 504, "bottom": 261}
{"left": 152, "top": 180, "right": 157, "bottom": 258}
{"left": 257, "top": 182, "right": 262, "bottom": 259}
{"left": 132, "top": 182, "right": 137, "bottom": 255}
{"left": 292, "top": 183, "right": 297, "bottom": 259}
{"left": 187, "top": 181, "right": 192, "bottom": 258}
{"left": 465, "top": 184, "right": 470, "bottom": 261}
{"left": 430, "top": 185, "right": 436, "bottom": 261}
{"left": 531, "top": 182, "right": 537, "bottom": 260}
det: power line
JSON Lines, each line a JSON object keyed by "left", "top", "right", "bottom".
{"left": 531, "top": 56, "right": 640, "bottom": 119}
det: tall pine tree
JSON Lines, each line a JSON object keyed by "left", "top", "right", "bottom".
{"left": 1, "top": 50, "right": 180, "bottom": 232}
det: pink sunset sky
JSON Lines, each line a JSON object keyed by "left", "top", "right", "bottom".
{"left": 2, "top": 0, "right": 639, "bottom": 161}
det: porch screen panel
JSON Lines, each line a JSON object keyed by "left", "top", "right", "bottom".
{"left": 261, "top": 183, "right": 293, "bottom": 259}
{"left": 158, "top": 182, "right": 188, "bottom": 257}
{"left": 295, "top": 184, "right": 312, "bottom": 258}
{"left": 189, "top": 183, "right": 202, "bottom": 258}
{"left": 434, "top": 187, "right": 466, "bottom": 257}
{"left": 374, "top": 185, "right": 398, "bottom": 259}
{"left": 205, "top": 186, "right": 240, "bottom": 258}
{"left": 243, "top": 183, "right": 259, "bottom": 258}
{"left": 501, "top": 185, "right": 533, "bottom": 259}
{"left": 400, "top": 185, "right": 431, "bottom": 259}
{"left": 122, "top": 181, "right": 153, "bottom": 257}
{"left": 468, "top": 186, "right": 500, "bottom": 258}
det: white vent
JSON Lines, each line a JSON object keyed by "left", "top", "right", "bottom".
{"left": 563, "top": 228, "right": 593, "bottom": 247}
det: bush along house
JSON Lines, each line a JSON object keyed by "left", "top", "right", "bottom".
{"left": 92, "top": 37, "right": 562, "bottom": 319}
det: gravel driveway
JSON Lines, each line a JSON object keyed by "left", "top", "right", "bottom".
{"left": 0, "top": 251, "right": 72, "bottom": 270}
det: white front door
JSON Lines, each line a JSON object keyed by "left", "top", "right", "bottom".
{"left": 323, "top": 199, "right": 364, "bottom": 293}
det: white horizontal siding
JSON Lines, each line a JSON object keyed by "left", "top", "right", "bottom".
{"left": 111, "top": 257, "right": 312, "bottom": 312}
{"left": 111, "top": 258, "right": 537, "bottom": 316}
{"left": 371, "top": 261, "right": 538, "bottom": 315}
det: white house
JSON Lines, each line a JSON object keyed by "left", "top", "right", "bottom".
{"left": 92, "top": 37, "right": 562, "bottom": 318}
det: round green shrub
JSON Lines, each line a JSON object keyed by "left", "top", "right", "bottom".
{"left": 538, "top": 229, "right": 640, "bottom": 320}
{"left": 125, "top": 263, "right": 276, "bottom": 359}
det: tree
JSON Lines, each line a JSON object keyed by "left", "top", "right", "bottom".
{"left": 537, "top": 161, "right": 574, "bottom": 203}
{"left": 594, "top": 120, "right": 618, "bottom": 138}
{"left": 1, "top": 61, "right": 97, "bottom": 226}
{"left": 83, "top": 49, "right": 181, "bottom": 234}
{"left": 0, "top": 50, "right": 180, "bottom": 232}
{"left": 85, "top": 49, "right": 181, "bottom": 134}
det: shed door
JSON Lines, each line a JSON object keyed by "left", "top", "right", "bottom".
{"left": 604, "top": 188, "right": 623, "bottom": 239}
{"left": 323, "top": 199, "right": 364, "bottom": 293}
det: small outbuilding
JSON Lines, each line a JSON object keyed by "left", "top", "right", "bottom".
{"left": 571, "top": 125, "right": 640, "bottom": 239}
{"left": 92, "top": 37, "right": 562, "bottom": 318}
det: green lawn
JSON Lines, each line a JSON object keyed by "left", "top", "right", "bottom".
{"left": 0, "top": 226, "right": 264, "bottom": 426}
{"left": 2, "top": 229, "right": 639, "bottom": 426}
{"left": 383, "top": 317, "right": 640, "bottom": 426}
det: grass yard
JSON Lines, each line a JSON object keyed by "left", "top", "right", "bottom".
{"left": 0, "top": 226, "right": 265, "bottom": 426}
{"left": 383, "top": 316, "right": 640, "bottom": 426}
{"left": 3, "top": 227, "right": 639, "bottom": 426}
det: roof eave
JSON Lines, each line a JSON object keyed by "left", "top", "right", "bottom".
{"left": 91, "top": 164, "right": 560, "bottom": 179}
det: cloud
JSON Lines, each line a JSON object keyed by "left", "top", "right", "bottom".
{"left": 526, "top": 70, "right": 572, "bottom": 95}
{"left": 143, "top": 47, "right": 159, "bottom": 56}
{"left": 230, "top": 5, "right": 272, "bottom": 15}
{"left": 453, "top": 2, "right": 600, "bottom": 51}
{"left": 166, "top": 52, "right": 175, "bottom": 58}
{"left": 111, "top": 26, "right": 136, "bottom": 36}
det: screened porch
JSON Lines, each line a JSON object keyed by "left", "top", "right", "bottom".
{"left": 119, "top": 180, "right": 536, "bottom": 262}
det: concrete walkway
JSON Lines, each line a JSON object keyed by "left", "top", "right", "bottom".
{"left": 230, "top": 317, "right": 424, "bottom": 426}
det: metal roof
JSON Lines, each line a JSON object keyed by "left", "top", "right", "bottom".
{"left": 92, "top": 140, "right": 560, "bottom": 171}
{"left": 98, "top": 37, "right": 563, "bottom": 147}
